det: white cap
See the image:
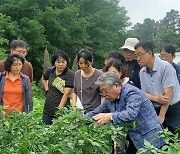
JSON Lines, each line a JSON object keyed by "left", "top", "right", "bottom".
{"left": 120, "top": 38, "right": 139, "bottom": 51}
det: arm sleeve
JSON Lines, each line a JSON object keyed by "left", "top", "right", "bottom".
{"left": 112, "top": 90, "right": 143, "bottom": 125}
{"left": 139, "top": 68, "right": 148, "bottom": 92}
{"left": 29, "top": 63, "right": 33, "bottom": 83}
{"left": 25, "top": 76, "right": 33, "bottom": 112}
{"left": 43, "top": 68, "right": 51, "bottom": 80}
{"left": 162, "top": 64, "right": 176, "bottom": 88}
{"left": 73, "top": 71, "right": 79, "bottom": 94}
{"left": 65, "top": 71, "right": 74, "bottom": 88}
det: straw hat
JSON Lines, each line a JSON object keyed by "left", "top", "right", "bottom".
{"left": 120, "top": 38, "right": 139, "bottom": 51}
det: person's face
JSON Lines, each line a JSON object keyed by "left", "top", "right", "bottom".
{"left": 123, "top": 49, "right": 135, "bottom": 62}
{"left": 55, "top": 57, "right": 67, "bottom": 72}
{"left": 78, "top": 57, "right": 92, "bottom": 71}
{"left": 135, "top": 46, "right": 151, "bottom": 67}
{"left": 99, "top": 83, "right": 121, "bottom": 101}
{"left": 11, "top": 47, "right": 27, "bottom": 58}
{"left": 160, "top": 49, "right": 174, "bottom": 64}
{"left": 10, "top": 58, "right": 23, "bottom": 74}
{"left": 108, "top": 66, "right": 122, "bottom": 78}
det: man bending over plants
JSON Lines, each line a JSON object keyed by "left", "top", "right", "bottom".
{"left": 86, "top": 72, "right": 166, "bottom": 154}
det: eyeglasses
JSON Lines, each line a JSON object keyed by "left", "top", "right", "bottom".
{"left": 99, "top": 86, "right": 112, "bottom": 96}
{"left": 135, "top": 52, "right": 147, "bottom": 58}
{"left": 14, "top": 49, "right": 27, "bottom": 54}
{"left": 159, "top": 54, "right": 172, "bottom": 59}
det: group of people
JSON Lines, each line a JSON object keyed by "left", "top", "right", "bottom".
{"left": 0, "top": 38, "right": 180, "bottom": 153}
{"left": 0, "top": 40, "right": 33, "bottom": 113}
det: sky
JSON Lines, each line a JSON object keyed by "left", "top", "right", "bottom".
{"left": 120, "top": 0, "right": 180, "bottom": 26}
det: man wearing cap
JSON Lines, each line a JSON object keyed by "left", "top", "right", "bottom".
{"left": 121, "top": 38, "right": 141, "bottom": 89}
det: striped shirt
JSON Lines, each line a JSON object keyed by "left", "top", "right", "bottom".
{"left": 140, "top": 57, "right": 180, "bottom": 107}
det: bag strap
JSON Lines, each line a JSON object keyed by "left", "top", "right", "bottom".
{"left": 80, "top": 70, "right": 83, "bottom": 103}
{"left": 47, "top": 66, "right": 55, "bottom": 80}
{"left": 50, "top": 66, "right": 55, "bottom": 73}
{"left": 0, "top": 72, "right": 5, "bottom": 82}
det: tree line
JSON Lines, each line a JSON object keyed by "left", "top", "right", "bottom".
{"left": 0, "top": 0, "right": 180, "bottom": 80}
{"left": 129, "top": 9, "right": 180, "bottom": 52}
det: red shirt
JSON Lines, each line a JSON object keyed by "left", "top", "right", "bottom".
{"left": 2, "top": 72, "right": 23, "bottom": 113}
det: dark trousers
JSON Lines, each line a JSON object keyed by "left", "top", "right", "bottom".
{"left": 112, "top": 135, "right": 137, "bottom": 154}
{"left": 155, "top": 101, "right": 180, "bottom": 136}
{"left": 126, "top": 135, "right": 137, "bottom": 154}
{"left": 42, "top": 114, "right": 54, "bottom": 125}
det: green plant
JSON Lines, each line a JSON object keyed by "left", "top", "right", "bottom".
{"left": 137, "top": 129, "right": 180, "bottom": 154}
{"left": 0, "top": 103, "right": 134, "bottom": 154}
{"left": 31, "top": 81, "right": 45, "bottom": 99}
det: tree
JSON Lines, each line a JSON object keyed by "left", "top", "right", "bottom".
{"left": 132, "top": 18, "right": 157, "bottom": 42}
{"left": 80, "top": 0, "right": 129, "bottom": 54}
{"left": 0, "top": 0, "right": 130, "bottom": 80}
{"left": 154, "top": 9, "right": 180, "bottom": 52}
{"left": 43, "top": 47, "right": 51, "bottom": 73}
{"left": 0, "top": 13, "right": 19, "bottom": 60}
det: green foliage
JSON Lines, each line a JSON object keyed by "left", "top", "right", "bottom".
{"left": 0, "top": 103, "right": 133, "bottom": 154}
{"left": 132, "top": 18, "right": 157, "bottom": 42}
{"left": 154, "top": 9, "right": 180, "bottom": 51}
{"left": 0, "top": 13, "right": 17, "bottom": 60}
{"left": 137, "top": 129, "right": 180, "bottom": 154}
{"left": 130, "top": 9, "right": 180, "bottom": 52}
{"left": 1, "top": 83, "right": 178, "bottom": 154}
{"left": 0, "top": 0, "right": 129, "bottom": 80}
{"left": 31, "top": 81, "right": 45, "bottom": 99}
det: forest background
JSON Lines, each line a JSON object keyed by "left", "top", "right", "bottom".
{"left": 0, "top": 0, "right": 180, "bottom": 81}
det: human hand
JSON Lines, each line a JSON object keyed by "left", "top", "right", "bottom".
{"left": 157, "top": 94, "right": 169, "bottom": 105}
{"left": 93, "top": 113, "right": 112, "bottom": 125}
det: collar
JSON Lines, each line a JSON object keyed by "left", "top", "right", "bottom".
{"left": 6, "top": 72, "right": 21, "bottom": 80}
{"left": 144, "top": 57, "right": 159, "bottom": 73}
{"left": 54, "top": 67, "right": 68, "bottom": 76}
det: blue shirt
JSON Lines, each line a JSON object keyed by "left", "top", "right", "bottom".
{"left": 87, "top": 84, "right": 165, "bottom": 149}
{"left": 140, "top": 57, "right": 180, "bottom": 107}
{"left": 173, "top": 63, "right": 180, "bottom": 84}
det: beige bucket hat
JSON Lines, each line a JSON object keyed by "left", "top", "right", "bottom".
{"left": 120, "top": 38, "right": 139, "bottom": 51}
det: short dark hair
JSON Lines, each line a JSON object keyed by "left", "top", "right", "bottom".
{"left": 106, "top": 51, "right": 124, "bottom": 61}
{"left": 77, "top": 48, "right": 93, "bottom": 63}
{"left": 134, "top": 40, "right": 154, "bottom": 53}
{"left": 10, "top": 40, "right": 27, "bottom": 49}
{"left": 51, "top": 50, "right": 70, "bottom": 65}
{"left": 4, "top": 53, "right": 25, "bottom": 72}
{"left": 161, "top": 44, "right": 176, "bottom": 56}
{"left": 103, "top": 59, "right": 127, "bottom": 79}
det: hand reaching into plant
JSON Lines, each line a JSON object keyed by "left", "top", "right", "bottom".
{"left": 93, "top": 113, "right": 112, "bottom": 125}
